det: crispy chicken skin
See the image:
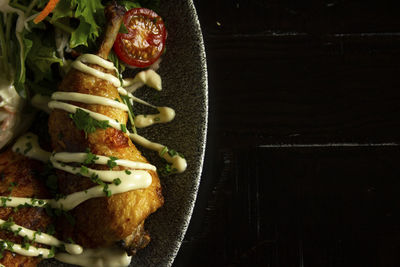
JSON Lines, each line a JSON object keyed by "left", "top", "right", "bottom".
{"left": 0, "top": 149, "right": 52, "bottom": 267}
{"left": 48, "top": 3, "right": 163, "bottom": 252}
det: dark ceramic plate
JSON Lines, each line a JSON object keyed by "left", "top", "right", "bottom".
{"left": 40, "top": 0, "right": 208, "bottom": 266}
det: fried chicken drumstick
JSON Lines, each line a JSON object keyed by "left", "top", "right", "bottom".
{"left": 48, "top": 3, "right": 163, "bottom": 254}
{"left": 0, "top": 150, "right": 52, "bottom": 267}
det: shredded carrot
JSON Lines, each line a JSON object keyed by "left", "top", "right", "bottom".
{"left": 33, "top": 0, "right": 60, "bottom": 24}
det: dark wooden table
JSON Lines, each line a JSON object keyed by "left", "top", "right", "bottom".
{"left": 174, "top": 1, "right": 400, "bottom": 266}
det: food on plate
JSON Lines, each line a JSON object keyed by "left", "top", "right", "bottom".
{"left": 0, "top": 149, "right": 53, "bottom": 267}
{"left": 47, "top": 3, "right": 164, "bottom": 252}
{"left": 113, "top": 7, "right": 167, "bottom": 68}
{"left": 0, "top": 0, "right": 187, "bottom": 266}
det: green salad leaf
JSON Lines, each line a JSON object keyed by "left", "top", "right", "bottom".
{"left": 26, "top": 31, "right": 63, "bottom": 82}
{"left": 52, "top": 0, "right": 105, "bottom": 48}
{"left": 0, "top": 0, "right": 161, "bottom": 99}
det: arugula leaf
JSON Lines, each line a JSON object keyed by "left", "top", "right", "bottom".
{"left": 71, "top": 0, "right": 105, "bottom": 48}
{"left": 26, "top": 31, "right": 63, "bottom": 83}
{"left": 69, "top": 108, "right": 110, "bottom": 137}
{"left": 108, "top": 50, "right": 125, "bottom": 84}
{"left": 52, "top": 0, "right": 105, "bottom": 48}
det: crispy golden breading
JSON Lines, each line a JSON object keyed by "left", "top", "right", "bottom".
{"left": 0, "top": 150, "right": 52, "bottom": 267}
{"left": 48, "top": 4, "right": 164, "bottom": 250}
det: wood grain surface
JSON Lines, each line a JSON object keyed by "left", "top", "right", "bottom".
{"left": 173, "top": 1, "right": 400, "bottom": 266}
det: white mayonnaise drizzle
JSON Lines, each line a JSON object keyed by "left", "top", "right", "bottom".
{"left": 52, "top": 92, "right": 128, "bottom": 111}
{"left": 134, "top": 106, "right": 175, "bottom": 128}
{"left": 130, "top": 133, "right": 187, "bottom": 173}
{"left": 122, "top": 69, "right": 162, "bottom": 92}
{"left": 48, "top": 171, "right": 151, "bottom": 211}
{"left": 71, "top": 54, "right": 120, "bottom": 87}
{"left": 0, "top": 218, "right": 82, "bottom": 255}
{"left": 52, "top": 152, "right": 156, "bottom": 171}
{"left": 9, "top": 133, "right": 154, "bottom": 211}
{"left": 55, "top": 246, "right": 132, "bottom": 267}
{"left": 0, "top": 238, "right": 53, "bottom": 258}
{"left": 48, "top": 101, "right": 124, "bottom": 131}
{"left": 118, "top": 87, "right": 156, "bottom": 108}
{"left": 12, "top": 133, "right": 51, "bottom": 162}
{"left": 31, "top": 94, "right": 51, "bottom": 114}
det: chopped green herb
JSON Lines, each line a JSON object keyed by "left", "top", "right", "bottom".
{"left": 168, "top": 149, "right": 177, "bottom": 157}
{"left": 107, "top": 156, "right": 118, "bottom": 169}
{"left": 114, "top": 98, "right": 120, "bottom": 102}
{"left": 5, "top": 240, "right": 14, "bottom": 251}
{"left": 113, "top": 178, "right": 122, "bottom": 185}
{"left": 48, "top": 246, "right": 56, "bottom": 258}
{"left": 32, "top": 230, "right": 41, "bottom": 242}
{"left": 30, "top": 197, "right": 38, "bottom": 205}
{"left": 23, "top": 142, "right": 32, "bottom": 154}
{"left": 80, "top": 165, "right": 89, "bottom": 175}
{"left": 120, "top": 124, "right": 127, "bottom": 133}
{"left": 22, "top": 236, "right": 30, "bottom": 250}
{"left": 159, "top": 163, "right": 178, "bottom": 177}
{"left": 69, "top": 109, "right": 110, "bottom": 137}
{"left": 83, "top": 149, "right": 99, "bottom": 165}
{"left": 90, "top": 174, "right": 103, "bottom": 186}
{"left": 120, "top": 95, "right": 137, "bottom": 134}
{"left": 14, "top": 227, "right": 22, "bottom": 236}
{"left": 167, "top": 149, "right": 185, "bottom": 159}
{"left": 1, "top": 217, "right": 14, "bottom": 231}
{"left": 160, "top": 146, "right": 168, "bottom": 156}
{"left": 103, "top": 184, "right": 112, "bottom": 197}
{"left": 0, "top": 197, "right": 11, "bottom": 207}
{"left": 124, "top": 170, "right": 132, "bottom": 175}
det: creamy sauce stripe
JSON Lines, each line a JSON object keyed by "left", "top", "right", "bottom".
{"left": 48, "top": 100, "right": 124, "bottom": 131}
{"left": 0, "top": 238, "right": 53, "bottom": 258}
{"left": 11, "top": 133, "right": 153, "bottom": 211}
{"left": 0, "top": 218, "right": 82, "bottom": 255}
{"left": 52, "top": 92, "right": 129, "bottom": 111}
{"left": 52, "top": 152, "right": 156, "bottom": 171}
{"left": 55, "top": 246, "right": 132, "bottom": 267}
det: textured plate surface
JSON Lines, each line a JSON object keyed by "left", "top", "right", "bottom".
{"left": 39, "top": 0, "right": 208, "bottom": 266}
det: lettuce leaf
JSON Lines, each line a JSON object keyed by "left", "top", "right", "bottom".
{"left": 52, "top": 0, "right": 105, "bottom": 48}
{"left": 26, "top": 32, "right": 63, "bottom": 82}
{"left": 14, "top": 32, "right": 32, "bottom": 98}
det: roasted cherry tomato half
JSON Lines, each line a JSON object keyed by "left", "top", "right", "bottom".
{"left": 113, "top": 8, "right": 167, "bottom": 68}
